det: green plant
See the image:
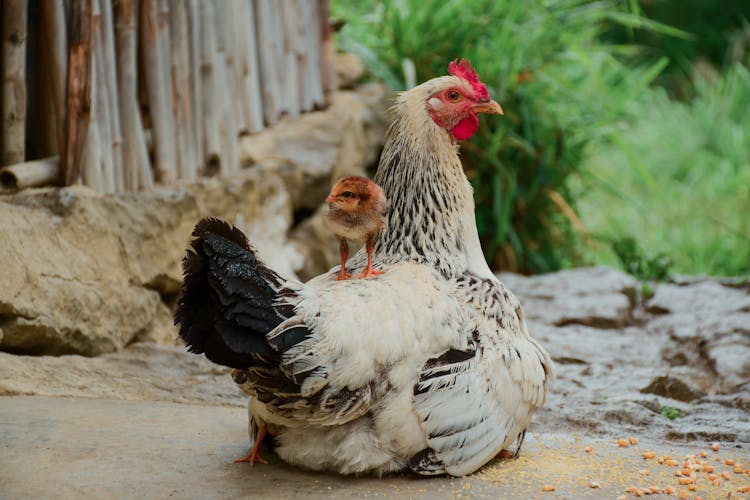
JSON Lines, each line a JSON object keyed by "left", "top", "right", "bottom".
{"left": 579, "top": 63, "right": 750, "bottom": 277}
{"left": 333, "top": 0, "right": 672, "bottom": 273}
{"left": 612, "top": 236, "right": 672, "bottom": 282}
{"left": 659, "top": 406, "right": 686, "bottom": 420}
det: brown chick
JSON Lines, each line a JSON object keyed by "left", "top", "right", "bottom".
{"left": 325, "top": 176, "right": 388, "bottom": 280}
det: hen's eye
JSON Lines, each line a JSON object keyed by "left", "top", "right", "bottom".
{"left": 342, "top": 191, "right": 354, "bottom": 198}
{"left": 447, "top": 90, "right": 461, "bottom": 102}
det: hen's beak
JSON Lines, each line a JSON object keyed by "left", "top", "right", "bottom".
{"left": 473, "top": 99, "right": 503, "bottom": 115}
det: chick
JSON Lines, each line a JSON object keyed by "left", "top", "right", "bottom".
{"left": 325, "top": 176, "right": 388, "bottom": 280}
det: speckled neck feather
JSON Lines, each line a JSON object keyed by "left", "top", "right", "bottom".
{"left": 372, "top": 82, "right": 476, "bottom": 278}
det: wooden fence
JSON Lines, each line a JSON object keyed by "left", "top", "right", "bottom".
{"left": 0, "top": 0, "right": 335, "bottom": 192}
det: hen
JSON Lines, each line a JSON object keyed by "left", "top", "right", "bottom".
{"left": 325, "top": 176, "right": 388, "bottom": 280}
{"left": 175, "top": 59, "right": 553, "bottom": 476}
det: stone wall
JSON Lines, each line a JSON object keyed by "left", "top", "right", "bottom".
{"left": 0, "top": 80, "right": 388, "bottom": 357}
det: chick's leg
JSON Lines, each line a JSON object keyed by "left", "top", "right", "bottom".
{"left": 234, "top": 425, "right": 268, "bottom": 465}
{"left": 356, "top": 238, "right": 385, "bottom": 279}
{"left": 336, "top": 239, "right": 352, "bottom": 281}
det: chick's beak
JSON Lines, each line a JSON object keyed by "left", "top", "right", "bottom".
{"left": 325, "top": 194, "right": 335, "bottom": 204}
{"left": 473, "top": 99, "right": 503, "bottom": 115}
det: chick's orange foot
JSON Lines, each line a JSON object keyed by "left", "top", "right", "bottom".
{"left": 356, "top": 267, "right": 385, "bottom": 279}
{"left": 336, "top": 271, "right": 353, "bottom": 281}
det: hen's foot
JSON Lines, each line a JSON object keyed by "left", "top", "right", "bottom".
{"left": 234, "top": 427, "right": 268, "bottom": 465}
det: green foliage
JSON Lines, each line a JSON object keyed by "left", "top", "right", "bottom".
{"left": 604, "top": 0, "right": 750, "bottom": 96}
{"left": 612, "top": 237, "right": 672, "bottom": 282}
{"left": 579, "top": 63, "right": 750, "bottom": 277}
{"left": 333, "top": 0, "right": 666, "bottom": 273}
{"left": 659, "top": 406, "right": 686, "bottom": 420}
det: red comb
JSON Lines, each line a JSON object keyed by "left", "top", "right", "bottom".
{"left": 448, "top": 59, "right": 489, "bottom": 101}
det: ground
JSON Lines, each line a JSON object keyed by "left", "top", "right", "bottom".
{"left": 1, "top": 267, "right": 749, "bottom": 499}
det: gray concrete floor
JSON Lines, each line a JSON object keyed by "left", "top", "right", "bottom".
{"left": 1, "top": 396, "right": 748, "bottom": 499}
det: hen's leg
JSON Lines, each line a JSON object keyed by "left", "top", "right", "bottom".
{"left": 356, "top": 238, "right": 385, "bottom": 279}
{"left": 336, "top": 239, "right": 352, "bottom": 281}
{"left": 234, "top": 425, "right": 268, "bottom": 465}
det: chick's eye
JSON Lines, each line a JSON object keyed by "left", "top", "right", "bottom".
{"left": 447, "top": 90, "right": 461, "bottom": 102}
{"left": 341, "top": 191, "right": 354, "bottom": 198}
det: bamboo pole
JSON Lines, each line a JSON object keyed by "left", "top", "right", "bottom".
{"left": 186, "top": 0, "right": 203, "bottom": 172}
{"left": 1, "top": 0, "right": 28, "bottom": 165}
{"left": 141, "top": 0, "right": 176, "bottom": 183}
{"left": 233, "top": 0, "right": 263, "bottom": 133}
{"left": 255, "top": 0, "right": 283, "bottom": 124}
{"left": 319, "top": 0, "right": 337, "bottom": 96}
{"left": 212, "top": 1, "right": 238, "bottom": 176}
{"left": 281, "top": 0, "right": 300, "bottom": 119}
{"left": 134, "top": 109, "right": 154, "bottom": 190}
{"left": 217, "top": 4, "right": 246, "bottom": 135}
{"left": 99, "top": 0, "right": 123, "bottom": 192}
{"left": 63, "top": 0, "right": 93, "bottom": 186}
{"left": 199, "top": 0, "right": 221, "bottom": 169}
{"left": 170, "top": 0, "right": 196, "bottom": 181}
{"left": 114, "top": 0, "right": 139, "bottom": 191}
{"left": 0, "top": 157, "right": 59, "bottom": 190}
{"left": 300, "top": 0, "right": 324, "bottom": 109}
{"left": 92, "top": 0, "right": 115, "bottom": 192}
{"left": 40, "top": 0, "right": 68, "bottom": 176}
{"left": 82, "top": 64, "right": 104, "bottom": 192}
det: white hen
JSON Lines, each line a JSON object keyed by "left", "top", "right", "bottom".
{"left": 175, "top": 59, "right": 553, "bottom": 476}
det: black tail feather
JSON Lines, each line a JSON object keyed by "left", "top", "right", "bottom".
{"left": 174, "top": 217, "right": 287, "bottom": 369}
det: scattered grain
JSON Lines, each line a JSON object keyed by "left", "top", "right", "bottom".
{"left": 739, "top": 486, "right": 750, "bottom": 493}
{"left": 682, "top": 468, "right": 692, "bottom": 476}
{"left": 678, "top": 490, "right": 689, "bottom": 499}
{"left": 735, "top": 466, "right": 745, "bottom": 474}
{"left": 704, "top": 465, "right": 715, "bottom": 473}
{"left": 588, "top": 481, "right": 600, "bottom": 489}
{"left": 618, "top": 438, "right": 629, "bottom": 448}
{"left": 723, "top": 471, "right": 733, "bottom": 480}
{"left": 712, "top": 443, "right": 720, "bottom": 452}
{"left": 727, "top": 459, "right": 736, "bottom": 466}
{"left": 700, "top": 451, "right": 708, "bottom": 458}
{"left": 664, "top": 485, "right": 676, "bottom": 495}
{"left": 629, "top": 437, "right": 639, "bottom": 445}
{"left": 648, "top": 486, "right": 661, "bottom": 494}
{"left": 584, "top": 445, "right": 593, "bottom": 454}
{"left": 678, "top": 477, "right": 695, "bottom": 485}
{"left": 644, "top": 451, "right": 657, "bottom": 460}
{"left": 541, "top": 485, "right": 555, "bottom": 492}
{"left": 666, "top": 459, "right": 680, "bottom": 467}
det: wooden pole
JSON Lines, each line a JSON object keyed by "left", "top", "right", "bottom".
{"left": 134, "top": 109, "right": 154, "bottom": 189}
{"left": 281, "top": 0, "right": 300, "bottom": 119}
{"left": 114, "top": 0, "right": 139, "bottom": 191}
{"left": 141, "top": 0, "right": 176, "bottom": 183}
{"left": 299, "top": 0, "right": 324, "bottom": 109}
{"left": 255, "top": 0, "right": 283, "bottom": 124}
{"left": 212, "top": 1, "right": 238, "bottom": 175}
{"left": 63, "top": 0, "right": 93, "bottom": 186}
{"left": 0, "top": 157, "right": 59, "bottom": 190}
{"left": 199, "top": 0, "right": 221, "bottom": 170}
{"left": 233, "top": 0, "right": 263, "bottom": 133}
{"left": 40, "top": 0, "right": 68, "bottom": 177}
{"left": 319, "top": 0, "right": 337, "bottom": 96}
{"left": 170, "top": 0, "right": 197, "bottom": 181}
{"left": 186, "top": 0, "right": 203, "bottom": 172}
{"left": 1, "top": 0, "right": 28, "bottom": 165}
{"left": 92, "top": 0, "right": 115, "bottom": 192}
{"left": 99, "top": 0, "right": 123, "bottom": 191}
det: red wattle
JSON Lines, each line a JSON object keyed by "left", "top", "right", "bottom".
{"left": 451, "top": 113, "right": 479, "bottom": 141}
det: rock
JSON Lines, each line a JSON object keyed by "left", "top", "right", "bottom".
{"left": 640, "top": 375, "right": 706, "bottom": 402}
{"left": 334, "top": 52, "right": 365, "bottom": 89}
{"left": 498, "top": 267, "right": 638, "bottom": 328}
{"left": 0, "top": 170, "right": 292, "bottom": 356}
{"left": 238, "top": 84, "right": 388, "bottom": 211}
{"left": 0, "top": 342, "right": 246, "bottom": 406}
{"left": 289, "top": 205, "right": 341, "bottom": 281}
{"left": 647, "top": 282, "right": 750, "bottom": 387}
